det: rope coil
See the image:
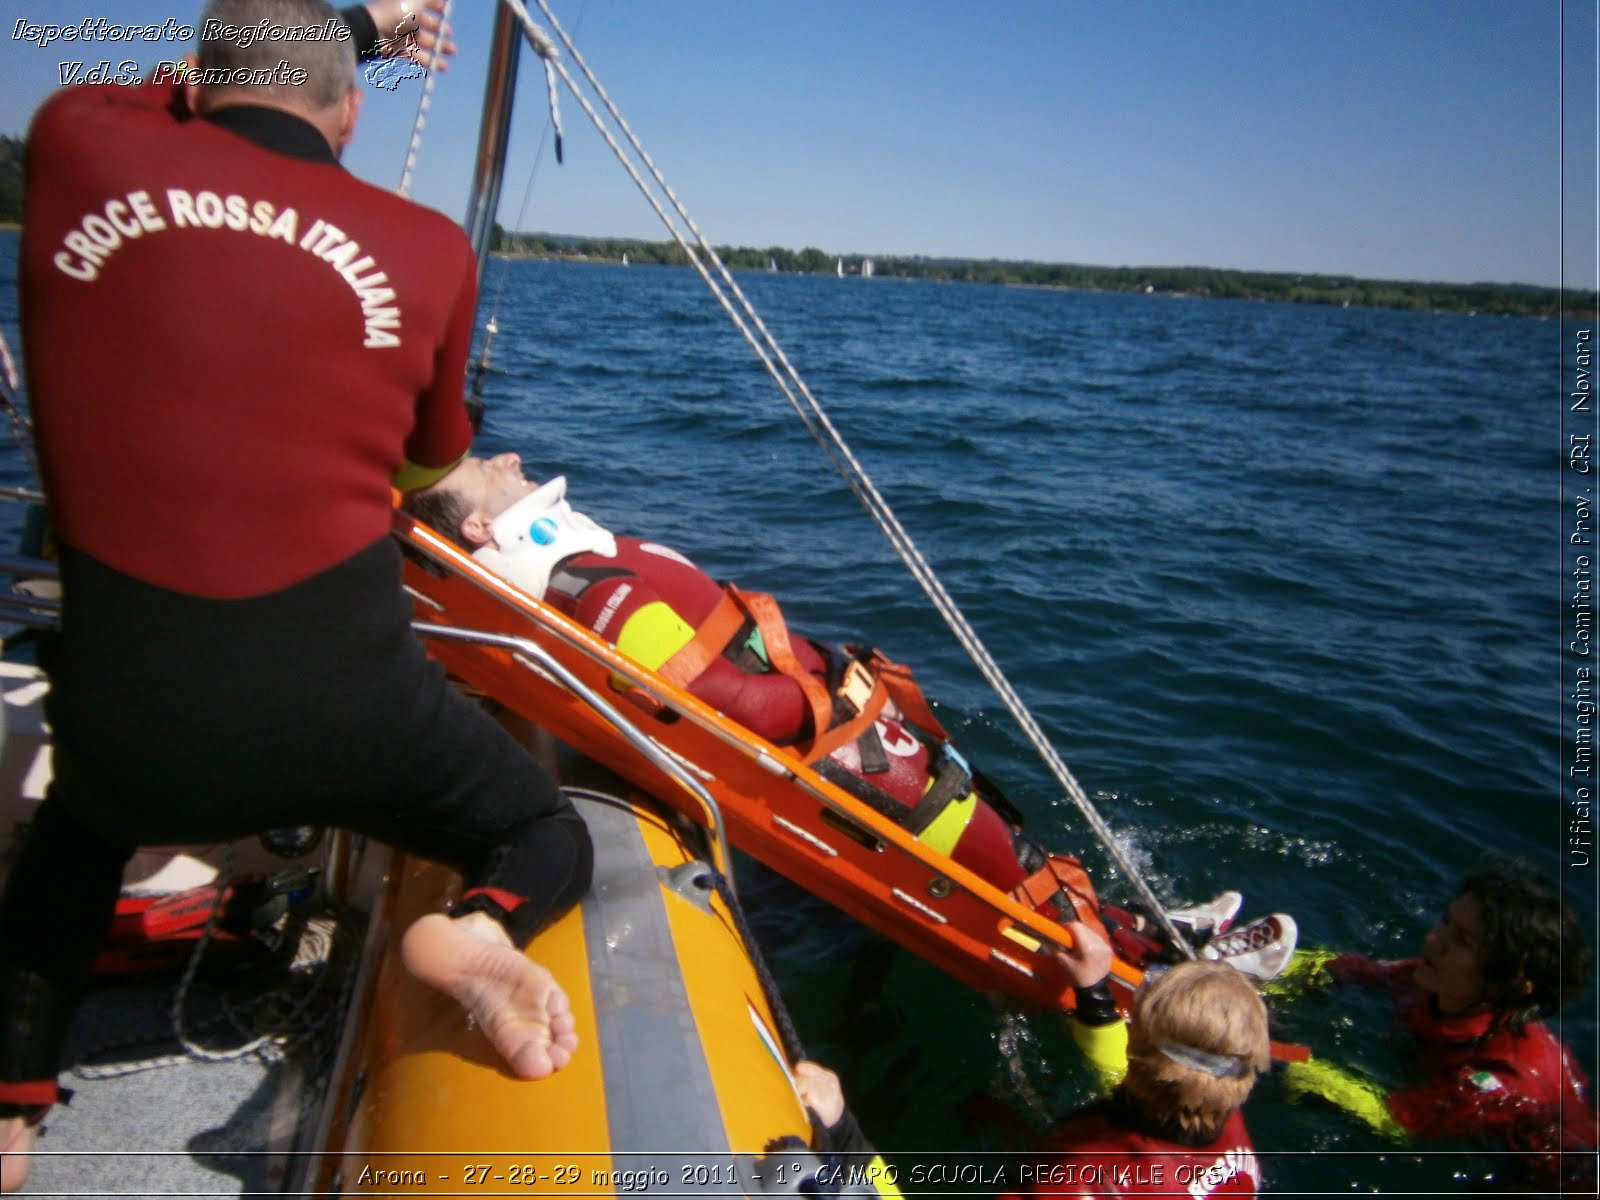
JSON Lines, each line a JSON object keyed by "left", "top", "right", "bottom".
{"left": 73, "top": 853, "right": 351, "bottom": 1081}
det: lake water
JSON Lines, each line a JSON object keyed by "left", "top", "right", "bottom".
{"left": 1, "top": 234, "right": 1591, "bottom": 1195}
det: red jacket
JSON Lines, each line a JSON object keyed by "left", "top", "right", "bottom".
{"left": 1335, "top": 955, "right": 1598, "bottom": 1188}
{"left": 1009, "top": 1105, "right": 1259, "bottom": 1197}
{"left": 22, "top": 81, "right": 474, "bottom": 598}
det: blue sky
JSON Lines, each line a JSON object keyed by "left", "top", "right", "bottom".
{"left": 3, "top": 1, "right": 1595, "bottom": 288}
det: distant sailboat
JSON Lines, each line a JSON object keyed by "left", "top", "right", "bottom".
{"left": 769, "top": 257, "right": 777, "bottom": 272}
{"left": 622, "top": 251, "right": 629, "bottom": 266}
{"left": 836, "top": 257, "right": 844, "bottom": 277}
{"left": 861, "top": 258, "right": 874, "bottom": 279}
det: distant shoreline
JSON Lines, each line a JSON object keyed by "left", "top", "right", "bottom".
{"left": 0, "top": 222, "right": 1583, "bottom": 318}
{"left": 490, "top": 236, "right": 1590, "bottom": 320}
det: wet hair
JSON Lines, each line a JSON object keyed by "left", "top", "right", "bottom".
{"left": 1459, "top": 860, "right": 1590, "bottom": 1030}
{"left": 198, "top": 0, "right": 355, "bottom": 108}
{"left": 399, "top": 483, "right": 474, "bottom": 549}
{"left": 1119, "top": 961, "right": 1270, "bottom": 1145}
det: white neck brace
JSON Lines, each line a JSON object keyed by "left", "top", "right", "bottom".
{"left": 471, "top": 476, "right": 617, "bottom": 600}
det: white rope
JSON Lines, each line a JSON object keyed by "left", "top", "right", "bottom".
{"left": 500, "top": 0, "right": 1193, "bottom": 959}
{"left": 397, "top": 0, "right": 456, "bottom": 198}
{"left": 0, "top": 330, "right": 38, "bottom": 477}
{"left": 74, "top": 858, "right": 346, "bottom": 1080}
{"left": 542, "top": 56, "right": 564, "bottom": 164}
{"left": 0, "top": 329, "right": 18, "bottom": 393}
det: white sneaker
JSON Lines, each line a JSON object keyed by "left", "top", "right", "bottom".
{"left": 1199, "top": 913, "right": 1298, "bottom": 981}
{"left": 1167, "top": 890, "right": 1243, "bottom": 937}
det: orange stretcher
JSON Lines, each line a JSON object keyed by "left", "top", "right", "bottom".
{"left": 393, "top": 509, "right": 1144, "bottom": 1011}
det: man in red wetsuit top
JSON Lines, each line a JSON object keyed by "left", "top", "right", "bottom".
{"left": 1004, "top": 925, "right": 1268, "bottom": 1198}
{"left": 1284, "top": 861, "right": 1597, "bottom": 1192}
{"left": 0, "top": 3, "right": 593, "bottom": 1189}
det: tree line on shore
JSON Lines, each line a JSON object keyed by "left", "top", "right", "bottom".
{"left": 495, "top": 227, "right": 1593, "bottom": 320}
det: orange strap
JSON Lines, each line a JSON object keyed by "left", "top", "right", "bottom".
{"left": 733, "top": 588, "right": 896, "bottom": 763}
{"left": 1013, "top": 866, "right": 1068, "bottom": 913}
{"left": 733, "top": 589, "right": 836, "bottom": 751}
{"left": 865, "top": 649, "right": 949, "bottom": 740}
{"left": 804, "top": 677, "right": 888, "bottom": 764}
{"left": 1014, "top": 855, "right": 1110, "bottom": 943}
{"left": 655, "top": 589, "right": 748, "bottom": 691}
{"left": 1271, "top": 1040, "right": 1312, "bottom": 1064}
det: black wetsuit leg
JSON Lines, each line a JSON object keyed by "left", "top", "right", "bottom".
{"left": 0, "top": 538, "right": 592, "bottom": 1097}
{"left": 0, "top": 763, "right": 134, "bottom": 1102}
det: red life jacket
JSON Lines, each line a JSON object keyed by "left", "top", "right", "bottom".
{"left": 1379, "top": 959, "right": 1598, "bottom": 1188}
{"left": 1010, "top": 1107, "right": 1259, "bottom": 1197}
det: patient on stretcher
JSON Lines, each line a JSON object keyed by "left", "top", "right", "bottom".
{"left": 400, "top": 454, "right": 1296, "bottom": 980}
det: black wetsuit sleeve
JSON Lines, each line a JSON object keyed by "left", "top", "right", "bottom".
{"left": 1073, "top": 983, "right": 1121, "bottom": 1027}
{"left": 824, "top": 1107, "right": 876, "bottom": 1156}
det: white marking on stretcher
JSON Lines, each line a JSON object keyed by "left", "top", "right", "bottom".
{"left": 403, "top": 585, "right": 444, "bottom": 611}
{"left": 753, "top": 751, "right": 791, "bottom": 776}
{"left": 892, "top": 887, "right": 949, "bottom": 923}
{"left": 988, "top": 948, "right": 1036, "bottom": 977}
{"left": 655, "top": 742, "right": 715, "bottom": 782}
{"left": 773, "top": 816, "right": 838, "bottom": 857}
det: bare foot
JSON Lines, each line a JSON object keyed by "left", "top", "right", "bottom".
{"left": 2, "top": 1114, "right": 37, "bottom": 1194}
{"left": 400, "top": 911, "right": 577, "bottom": 1079}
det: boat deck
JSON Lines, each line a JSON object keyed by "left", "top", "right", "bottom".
{"left": 30, "top": 978, "right": 301, "bottom": 1196}
{"left": 2, "top": 660, "right": 338, "bottom": 1197}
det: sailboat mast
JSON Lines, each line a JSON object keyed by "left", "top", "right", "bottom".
{"left": 463, "top": 5, "right": 524, "bottom": 294}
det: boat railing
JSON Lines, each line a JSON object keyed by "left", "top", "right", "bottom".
{"left": 0, "top": 537, "right": 736, "bottom": 902}
{"left": 0, "top": 511, "right": 737, "bottom": 891}
{"left": 411, "top": 620, "right": 737, "bottom": 888}
{"left": 0, "top": 489, "right": 60, "bottom": 633}
{"left": 0, "top": 556, "right": 57, "bottom": 631}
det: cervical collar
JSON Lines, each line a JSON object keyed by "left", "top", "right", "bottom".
{"left": 472, "top": 476, "right": 617, "bottom": 600}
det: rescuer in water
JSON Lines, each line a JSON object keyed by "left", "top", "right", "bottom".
{"left": 1278, "top": 860, "right": 1597, "bottom": 1193}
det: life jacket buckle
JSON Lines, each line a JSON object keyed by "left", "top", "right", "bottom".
{"left": 839, "top": 658, "right": 876, "bottom": 713}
